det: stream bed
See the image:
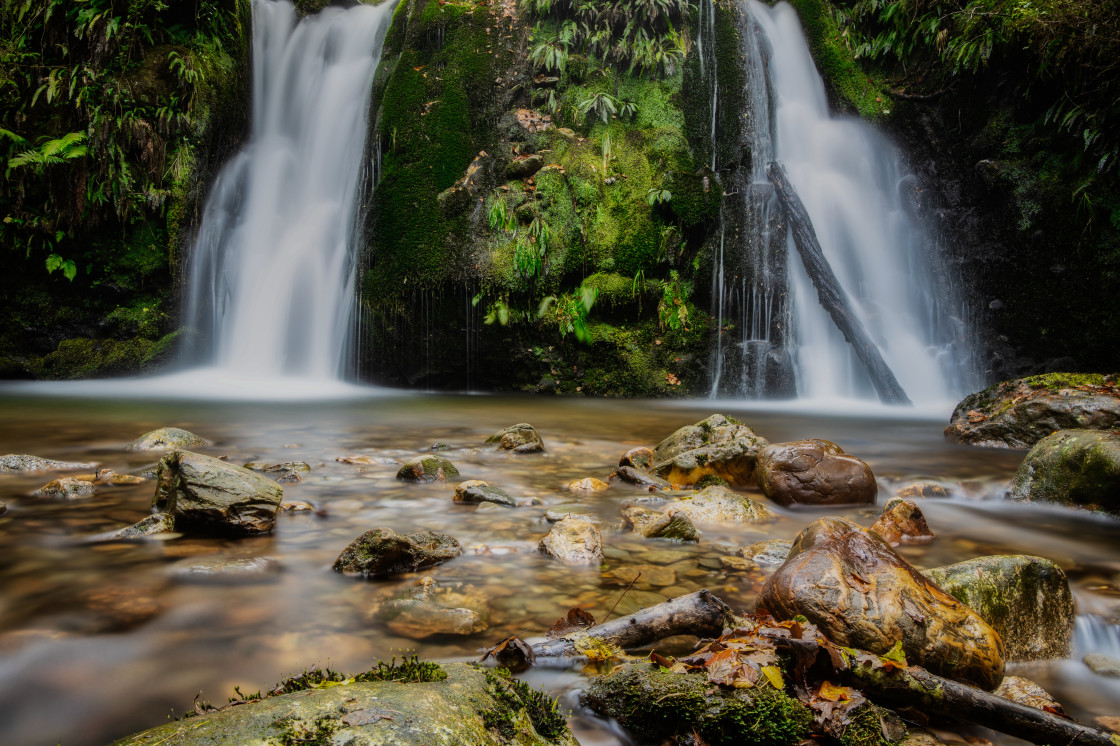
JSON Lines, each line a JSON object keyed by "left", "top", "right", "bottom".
{"left": 0, "top": 389, "right": 1117, "bottom": 745}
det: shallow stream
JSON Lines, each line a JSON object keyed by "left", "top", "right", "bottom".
{"left": 0, "top": 390, "right": 1117, "bottom": 745}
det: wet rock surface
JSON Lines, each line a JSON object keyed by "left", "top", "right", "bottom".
{"left": 567, "top": 477, "right": 608, "bottom": 492}
{"left": 1008, "top": 429, "right": 1120, "bottom": 515}
{"left": 373, "top": 578, "right": 488, "bottom": 639}
{"left": 925, "top": 554, "right": 1074, "bottom": 661}
{"left": 127, "top": 427, "right": 212, "bottom": 451}
{"left": 757, "top": 439, "right": 877, "bottom": 507}
{"left": 171, "top": 556, "right": 281, "bottom": 584}
{"left": 761, "top": 517, "right": 1005, "bottom": 690}
{"left": 539, "top": 516, "right": 602, "bottom": 563}
{"left": 0, "top": 454, "right": 97, "bottom": 473}
{"left": 612, "top": 465, "right": 671, "bottom": 490}
{"left": 661, "top": 485, "right": 774, "bottom": 524}
{"left": 486, "top": 423, "right": 545, "bottom": 453}
{"left": 153, "top": 450, "right": 283, "bottom": 535}
{"left": 895, "top": 481, "right": 951, "bottom": 498}
{"left": 650, "top": 414, "right": 769, "bottom": 489}
{"left": 945, "top": 374, "right": 1120, "bottom": 448}
{"left": 33, "top": 477, "right": 97, "bottom": 500}
{"left": 618, "top": 446, "right": 654, "bottom": 470}
{"left": 333, "top": 528, "right": 462, "bottom": 578}
{"left": 96, "top": 512, "right": 177, "bottom": 540}
{"left": 870, "top": 497, "right": 935, "bottom": 545}
{"left": 621, "top": 505, "right": 699, "bottom": 542}
{"left": 396, "top": 454, "right": 461, "bottom": 483}
{"left": 740, "top": 539, "right": 793, "bottom": 568}
{"left": 453, "top": 480, "right": 516, "bottom": 507}
{"left": 1084, "top": 653, "right": 1120, "bottom": 677}
{"left": 994, "top": 675, "right": 1065, "bottom": 714}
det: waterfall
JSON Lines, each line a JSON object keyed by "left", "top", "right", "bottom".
{"left": 181, "top": 0, "right": 394, "bottom": 384}
{"left": 709, "top": 0, "right": 976, "bottom": 406}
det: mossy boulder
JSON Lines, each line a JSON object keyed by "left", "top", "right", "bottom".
{"left": 486, "top": 423, "right": 545, "bottom": 453}
{"left": 651, "top": 414, "right": 770, "bottom": 489}
{"left": 453, "top": 480, "right": 516, "bottom": 507}
{"left": 0, "top": 454, "right": 97, "bottom": 473}
{"left": 761, "top": 518, "right": 1005, "bottom": 690}
{"left": 110, "top": 662, "right": 577, "bottom": 745}
{"left": 334, "top": 527, "right": 461, "bottom": 577}
{"left": 757, "top": 439, "right": 877, "bottom": 507}
{"left": 127, "top": 427, "right": 212, "bottom": 451}
{"left": 581, "top": 662, "right": 813, "bottom": 746}
{"left": 396, "top": 455, "right": 460, "bottom": 483}
{"left": 1007, "top": 428, "right": 1120, "bottom": 515}
{"left": 925, "top": 555, "right": 1074, "bottom": 661}
{"left": 945, "top": 374, "right": 1120, "bottom": 448}
{"left": 152, "top": 450, "right": 283, "bottom": 535}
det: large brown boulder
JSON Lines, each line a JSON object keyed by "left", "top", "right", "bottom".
{"left": 945, "top": 373, "right": 1120, "bottom": 448}
{"left": 650, "top": 414, "right": 769, "bottom": 489}
{"left": 757, "top": 440, "right": 876, "bottom": 507}
{"left": 760, "top": 517, "right": 1005, "bottom": 690}
{"left": 1008, "top": 429, "right": 1120, "bottom": 515}
{"left": 153, "top": 450, "right": 282, "bottom": 535}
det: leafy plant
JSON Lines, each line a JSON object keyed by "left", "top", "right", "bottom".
{"left": 657, "top": 269, "right": 690, "bottom": 331}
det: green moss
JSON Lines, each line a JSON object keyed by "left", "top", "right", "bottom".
{"left": 839, "top": 704, "right": 905, "bottom": 746}
{"left": 695, "top": 473, "right": 730, "bottom": 489}
{"left": 272, "top": 657, "right": 448, "bottom": 696}
{"left": 34, "top": 338, "right": 155, "bottom": 380}
{"left": 270, "top": 715, "right": 338, "bottom": 746}
{"left": 481, "top": 667, "right": 567, "bottom": 742}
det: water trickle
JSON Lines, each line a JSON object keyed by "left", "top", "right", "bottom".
{"left": 181, "top": 0, "right": 394, "bottom": 384}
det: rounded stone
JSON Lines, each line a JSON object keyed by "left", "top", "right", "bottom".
{"left": 618, "top": 447, "right": 654, "bottom": 470}
{"left": 33, "top": 477, "right": 96, "bottom": 500}
{"left": 621, "top": 505, "right": 699, "bottom": 542}
{"left": 568, "top": 477, "right": 609, "bottom": 492}
{"left": 895, "top": 481, "right": 951, "bottom": 498}
{"left": 757, "top": 439, "right": 877, "bottom": 507}
{"left": 485, "top": 423, "right": 545, "bottom": 453}
{"left": 539, "top": 517, "right": 602, "bottom": 564}
{"left": 396, "top": 455, "right": 460, "bottom": 483}
{"left": 870, "top": 497, "right": 935, "bottom": 546}
{"left": 662, "top": 485, "right": 774, "bottom": 524}
{"left": 333, "top": 528, "right": 462, "bottom": 578}
{"left": 127, "top": 427, "right": 212, "bottom": 451}
{"left": 1008, "top": 429, "right": 1120, "bottom": 515}
{"left": 1084, "top": 652, "right": 1120, "bottom": 677}
{"left": 650, "top": 414, "right": 769, "bottom": 489}
{"left": 453, "top": 480, "right": 516, "bottom": 506}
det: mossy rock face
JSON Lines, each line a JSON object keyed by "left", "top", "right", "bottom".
{"left": 396, "top": 454, "right": 461, "bottom": 482}
{"left": 945, "top": 374, "right": 1120, "bottom": 448}
{"left": 110, "top": 662, "right": 577, "bottom": 745}
{"left": 1008, "top": 428, "right": 1120, "bottom": 515}
{"left": 453, "top": 480, "right": 516, "bottom": 507}
{"left": 651, "top": 414, "right": 770, "bottom": 489}
{"left": 925, "top": 555, "right": 1074, "bottom": 662}
{"left": 333, "top": 527, "right": 462, "bottom": 577}
{"left": 582, "top": 662, "right": 813, "bottom": 746}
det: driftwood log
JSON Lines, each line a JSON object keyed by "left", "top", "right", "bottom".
{"left": 765, "top": 162, "right": 912, "bottom": 406}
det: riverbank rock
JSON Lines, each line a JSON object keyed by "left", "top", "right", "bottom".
{"left": 333, "top": 528, "right": 461, "bottom": 578}
{"left": 539, "top": 516, "right": 602, "bottom": 563}
{"left": 650, "top": 414, "right": 769, "bottom": 489}
{"left": 0, "top": 454, "right": 96, "bottom": 473}
{"left": 621, "top": 505, "right": 699, "bottom": 541}
{"left": 153, "top": 450, "right": 283, "bottom": 535}
{"left": 33, "top": 477, "right": 96, "bottom": 500}
{"left": 453, "top": 480, "right": 516, "bottom": 507}
{"left": 373, "top": 578, "right": 488, "bottom": 639}
{"left": 870, "top": 497, "right": 934, "bottom": 545}
{"left": 486, "top": 423, "right": 545, "bottom": 453}
{"left": 127, "top": 427, "right": 211, "bottom": 451}
{"left": 396, "top": 455, "right": 460, "bottom": 483}
{"left": 110, "top": 662, "right": 577, "bottom": 746}
{"left": 662, "top": 485, "right": 774, "bottom": 523}
{"left": 582, "top": 663, "right": 812, "bottom": 745}
{"left": 1008, "top": 429, "right": 1120, "bottom": 515}
{"left": 757, "top": 439, "right": 877, "bottom": 507}
{"left": 994, "top": 676, "right": 1065, "bottom": 714}
{"left": 760, "top": 517, "right": 1005, "bottom": 690}
{"left": 925, "top": 555, "right": 1073, "bottom": 661}
{"left": 945, "top": 373, "right": 1120, "bottom": 448}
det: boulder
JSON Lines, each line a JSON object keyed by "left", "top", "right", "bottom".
{"left": 611, "top": 466, "right": 671, "bottom": 490}
{"left": 453, "top": 480, "right": 516, "bottom": 507}
{"left": 760, "top": 517, "right": 1005, "bottom": 690}
{"left": 662, "top": 485, "right": 774, "bottom": 524}
{"left": 757, "top": 439, "right": 877, "bottom": 507}
{"left": 127, "top": 427, "right": 211, "bottom": 451}
{"left": 740, "top": 539, "right": 793, "bottom": 568}
{"left": 1084, "top": 653, "right": 1120, "bottom": 677}
{"left": 538, "top": 517, "right": 602, "bottom": 563}
{"left": 396, "top": 455, "right": 460, "bottom": 483}
{"left": 485, "top": 423, "right": 545, "bottom": 453}
{"left": 373, "top": 578, "right": 488, "bottom": 639}
{"left": 945, "top": 373, "right": 1120, "bottom": 448}
{"left": 618, "top": 446, "right": 654, "bottom": 470}
{"left": 153, "top": 450, "right": 283, "bottom": 535}
{"left": 621, "top": 505, "right": 699, "bottom": 542}
{"left": 33, "top": 477, "right": 96, "bottom": 500}
{"left": 110, "top": 662, "right": 577, "bottom": 746}
{"left": 333, "top": 528, "right": 462, "bottom": 578}
{"left": 924, "top": 555, "right": 1074, "bottom": 661}
{"left": 1008, "top": 429, "right": 1120, "bottom": 515}
{"left": 567, "top": 477, "right": 608, "bottom": 492}
{"left": 505, "top": 153, "right": 544, "bottom": 179}
{"left": 0, "top": 454, "right": 96, "bottom": 473}
{"left": 650, "top": 414, "right": 769, "bottom": 489}
{"left": 870, "top": 497, "right": 934, "bottom": 545}
{"left": 895, "top": 481, "right": 951, "bottom": 498}
{"left": 994, "top": 676, "right": 1065, "bottom": 714}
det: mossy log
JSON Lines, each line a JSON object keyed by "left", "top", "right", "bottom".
{"left": 766, "top": 162, "right": 911, "bottom": 406}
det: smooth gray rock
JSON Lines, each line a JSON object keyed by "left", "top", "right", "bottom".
{"left": 33, "top": 477, "right": 96, "bottom": 500}
{"left": 127, "top": 427, "right": 211, "bottom": 451}
{"left": 662, "top": 485, "right": 774, "bottom": 523}
{"left": 0, "top": 454, "right": 96, "bottom": 473}
{"left": 453, "top": 480, "right": 516, "bottom": 507}
{"left": 740, "top": 539, "right": 793, "bottom": 568}
{"left": 153, "top": 450, "right": 283, "bottom": 535}
{"left": 1084, "top": 652, "right": 1120, "bottom": 677}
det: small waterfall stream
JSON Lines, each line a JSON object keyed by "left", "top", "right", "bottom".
{"left": 710, "top": 0, "right": 975, "bottom": 406}
{"left": 181, "top": 0, "right": 394, "bottom": 385}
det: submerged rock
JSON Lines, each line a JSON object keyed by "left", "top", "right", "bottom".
{"left": 153, "top": 450, "right": 283, "bottom": 535}
{"left": 870, "top": 497, "right": 934, "bottom": 545}
{"left": 396, "top": 455, "right": 460, "bottom": 483}
{"left": 621, "top": 505, "right": 699, "bottom": 542}
{"left": 761, "top": 517, "right": 1005, "bottom": 690}
{"left": 333, "top": 528, "right": 462, "bottom": 578}
{"left": 127, "top": 427, "right": 212, "bottom": 451}
{"left": 374, "top": 577, "right": 488, "bottom": 639}
{"left": 740, "top": 539, "right": 793, "bottom": 568}
{"left": 99, "top": 512, "right": 177, "bottom": 540}
{"left": 172, "top": 556, "right": 281, "bottom": 584}
{"left": 925, "top": 554, "right": 1074, "bottom": 661}
{"left": 33, "top": 477, "right": 96, "bottom": 500}
{"left": 1008, "top": 429, "right": 1120, "bottom": 515}
{"left": 757, "top": 439, "right": 877, "bottom": 507}
{"left": 945, "top": 373, "right": 1120, "bottom": 448}
{"left": 994, "top": 676, "right": 1065, "bottom": 714}
{"left": 453, "top": 480, "right": 516, "bottom": 507}
{"left": 895, "top": 481, "right": 951, "bottom": 498}
{"left": 539, "top": 516, "right": 602, "bottom": 563}
{"left": 0, "top": 454, "right": 96, "bottom": 473}
{"left": 663, "top": 485, "right": 774, "bottom": 524}
{"left": 650, "top": 414, "right": 769, "bottom": 489}
{"left": 111, "top": 662, "right": 577, "bottom": 746}
{"left": 486, "top": 423, "right": 545, "bottom": 453}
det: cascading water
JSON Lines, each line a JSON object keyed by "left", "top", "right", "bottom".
{"left": 709, "top": 0, "right": 976, "bottom": 406}
{"left": 181, "top": 0, "right": 394, "bottom": 385}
